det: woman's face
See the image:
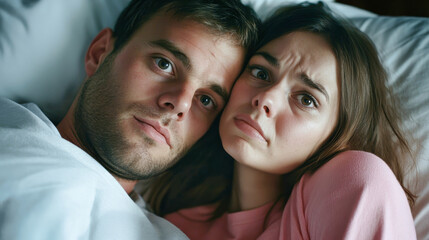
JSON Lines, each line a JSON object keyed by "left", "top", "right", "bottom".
{"left": 219, "top": 31, "right": 340, "bottom": 174}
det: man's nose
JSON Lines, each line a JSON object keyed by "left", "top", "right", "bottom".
{"left": 158, "top": 82, "right": 195, "bottom": 121}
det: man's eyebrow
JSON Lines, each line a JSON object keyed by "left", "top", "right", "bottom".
{"left": 300, "top": 74, "right": 329, "bottom": 101}
{"left": 149, "top": 40, "right": 228, "bottom": 104}
{"left": 149, "top": 40, "right": 191, "bottom": 70}
{"left": 254, "top": 52, "right": 279, "bottom": 67}
{"left": 210, "top": 84, "right": 229, "bottom": 104}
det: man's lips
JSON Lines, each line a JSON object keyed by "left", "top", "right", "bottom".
{"left": 233, "top": 115, "right": 267, "bottom": 143}
{"left": 134, "top": 116, "right": 171, "bottom": 147}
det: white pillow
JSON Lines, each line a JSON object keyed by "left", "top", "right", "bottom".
{"left": 0, "top": 0, "right": 131, "bottom": 122}
{"left": 243, "top": 0, "right": 374, "bottom": 20}
{"left": 351, "top": 16, "right": 429, "bottom": 239}
{"left": 0, "top": 1, "right": 428, "bottom": 239}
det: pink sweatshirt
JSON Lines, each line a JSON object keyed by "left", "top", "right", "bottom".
{"left": 165, "top": 151, "right": 416, "bottom": 239}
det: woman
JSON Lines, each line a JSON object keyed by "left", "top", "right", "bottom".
{"left": 145, "top": 3, "right": 416, "bottom": 239}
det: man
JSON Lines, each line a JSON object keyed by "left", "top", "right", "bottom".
{"left": 0, "top": 0, "right": 259, "bottom": 239}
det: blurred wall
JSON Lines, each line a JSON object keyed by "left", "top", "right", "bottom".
{"left": 337, "top": 0, "right": 429, "bottom": 17}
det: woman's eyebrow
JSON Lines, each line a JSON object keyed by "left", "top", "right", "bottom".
{"left": 301, "top": 74, "right": 329, "bottom": 101}
{"left": 254, "top": 51, "right": 279, "bottom": 67}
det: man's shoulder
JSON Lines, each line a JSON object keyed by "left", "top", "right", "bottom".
{"left": 0, "top": 97, "right": 56, "bottom": 132}
{"left": 0, "top": 163, "right": 189, "bottom": 240}
{"left": 0, "top": 97, "right": 41, "bottom": 114}
{"left": 0, "top": 98, "right": 104, "bottom": 179}
{"left": 0, "top": 166, "right": 146, "bottom": 240}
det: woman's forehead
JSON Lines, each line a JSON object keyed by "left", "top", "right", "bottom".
{"left": 257, "top": 32, "right": 337, "bottom": 78}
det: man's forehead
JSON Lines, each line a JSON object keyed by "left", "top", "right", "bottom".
{"left": 140, "top": 8, "right": 240, "bottom": 45}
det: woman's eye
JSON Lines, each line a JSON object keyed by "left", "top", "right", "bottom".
{"left": 250, "top": 67, "right": 269, "bottom": 81}
{"left": 199, "top": 95, "right": 216, "bottom": 111}
{"left": 154, "top": 57, "right": 174, "bottom": 74}
{"left": 297, "top": 94, "right": 317, "bottom": 108}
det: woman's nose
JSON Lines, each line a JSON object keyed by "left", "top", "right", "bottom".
{"left": 251, "top": 89, "right": 280, "bottom": 118}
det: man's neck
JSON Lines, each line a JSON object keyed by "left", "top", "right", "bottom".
{"left": 56, "top": 104, "right": 137, "bottom": 194}
{"left": 115, "top": 177, "right": 138, "bottom": 194}
{"left": 56, "top": 100, "right": 85, "bottom": 150}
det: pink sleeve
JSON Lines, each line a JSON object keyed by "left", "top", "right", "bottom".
{"left": 282, "top": 150, "right": 416, "bottom": 240}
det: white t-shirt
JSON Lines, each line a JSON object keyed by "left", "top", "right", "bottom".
{"left": 0, "top": 98, "right": 188, "bottom": 240}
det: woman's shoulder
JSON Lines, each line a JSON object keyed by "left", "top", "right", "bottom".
{"left": 297, "top": 150, "right": 402, "bottom": 201}
{"left": 284, "top": 152, "right": 415, "bottom": 239}
{"left": 313, "top": 150, "right": 392, "bottom": 180}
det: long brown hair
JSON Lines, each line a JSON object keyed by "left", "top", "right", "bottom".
{"left": 145, "top": 2, "right": 416, "bottom": 218}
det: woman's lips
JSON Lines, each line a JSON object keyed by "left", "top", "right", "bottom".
{"left": 233, "top": 116, "right": 267, "bottom": 143}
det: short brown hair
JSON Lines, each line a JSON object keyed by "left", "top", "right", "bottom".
{"left": 112, "top": 0, "right": 260, "bottom": 53}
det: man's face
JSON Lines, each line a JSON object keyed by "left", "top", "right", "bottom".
{"left": 76, "top": 11, "right": 245, "bottom": 179}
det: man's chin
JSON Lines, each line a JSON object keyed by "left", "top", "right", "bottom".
{"left": 105, "top": 157, "right": 169, "bottom": 180}
{"left": 120, "top": 148, "right": 178, "bottom": 178}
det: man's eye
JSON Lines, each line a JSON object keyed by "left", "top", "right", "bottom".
{"left": 154, "top": 57, "right": 174, "bottom": 74}
{"left": 297, "top": 94, "right": 317, "bottom": 108}
{"left": 250, "top": 67, "right": 269, "bottom": 81}
{"left": 199, "top": 95, "right": 216, "bottom": 110}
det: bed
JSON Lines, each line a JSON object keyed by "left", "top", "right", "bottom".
{"left": 1, "top": 0, "right": 428, "bottom": 238}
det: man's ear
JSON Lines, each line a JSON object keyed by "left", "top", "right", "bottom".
{"left": 85, "top": 28, "right": 115, "bottom": 77}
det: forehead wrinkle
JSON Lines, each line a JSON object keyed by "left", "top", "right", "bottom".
{"left": 276, "top": 49, "right": 304, "bottom": 74}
